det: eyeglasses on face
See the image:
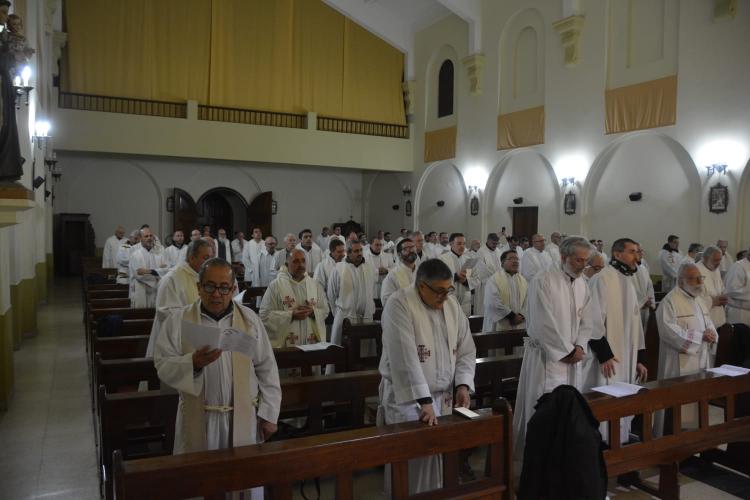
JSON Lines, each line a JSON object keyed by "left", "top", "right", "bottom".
{"left": 421, "top": 281, "right": 455, "bottom": 297}
{"left": 200, "top": 283, "right": 233, "bottom": 295}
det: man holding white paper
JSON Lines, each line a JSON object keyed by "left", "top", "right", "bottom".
{"left": 439, "top": 233, "right": 484, "bottom": 315}
{"left": 260, "top": 249, "right": 329, "bottom": 348}
{"left": 154, "top": 258, "right": 281, "bottom": 480}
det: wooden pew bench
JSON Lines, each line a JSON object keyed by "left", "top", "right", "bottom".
{"left": 87, "top": 289, "right": 130, "bottom": 300}
{"left": 341, "top": 319, "right": 382, "bottom": 371}
{"left": 95, "top": 335, "right": 150, "bottom": 360}
{"left": 89, "top": 297, "right": 133, "bottom": 309}
{"left": 274, "top": 344, "right": 346, "bottom": 375}
{"left": 472, "top": 329, "right": 526, "bottom": 357}
{"left": 473, "top": 354, "right": 524, "bottom": 408}
{"left": 468, "top": 315, "right": 483, "bottom": 333}
{"left": 113, "top": 404, "right": 514, "bottom": 500}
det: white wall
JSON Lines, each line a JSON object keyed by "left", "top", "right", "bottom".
{"left": 54, "top": 153, "right": 363, "bottom": 247}
{"left": 415, "top": 162, "right": 469, "bottom": 236}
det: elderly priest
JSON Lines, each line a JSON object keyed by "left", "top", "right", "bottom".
{"left": 154, "top": 258, "right": 281, "bottom": 482}
{"left": 377, "top": 258, "right": 476, "bottom": 494}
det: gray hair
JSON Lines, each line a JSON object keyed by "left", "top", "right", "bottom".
{"left": 678, "top": 262, "right": 699, "bottom": 279}
{"left": 284, "top": 233, "right": 296, "bottom": 243}
{"left": 129, "top": 229, "right": 140, "bottom": 240}
{"left": 198, "top": 257, "right": 235, "bottom": 284}
{"left": 346, "top": 239, "right": 363, "bottom": 252}
{"left": 559, "top": 236, "right": 594, "bottom": 257}
{"left": 702, "top": 245, "right": 722, "bottom": 260}
{"left": 186, "top": 238, "right": 212, "bottom": 261}
{"left": 587, "top": 251, "right": 603, "bottom": 266}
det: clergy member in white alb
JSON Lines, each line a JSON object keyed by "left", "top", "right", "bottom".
{"left": 697, "top": 246, "right": 728, "bottom": 329}
{"left": 102, "top": 225, "right": 125, "bottom": 268}
{"left": 116, "top": 229, "right": 140, "bottom": 285}
{"left": 162, "top": 230, "right": 187, "bottom": 269}
{"left": 547, "top": 232, "right": 562, "bottom": 268}
{"left": 655, "top": 263, "right": 717, "bottom": 435}
{"left": 377, "top": 258, "right": 476, "bottom": 495}
{"left": 366, "top": 237, "right": 393, "bottom": 298}
{"left": 146, "top": 239, "right": 213, "bottom": 357}
{"left": 273, "top": 233, "right": 297, "bottom": 272}
{"left": 631, "top": 243, "right": 656, "bottom": 332}
{"left": 260, "top": 248, "right": 329, "bottom": 348}
{"left": 214, "top": 228, "right": 233, "bottom": 262}
{"left": 380, "top": 238, "right": 418, "bottom": 307}
{"left": 584, "top": 238, "right": 647, "bottom": 444}
{"left": 313, "top": 239, "right": 345, "bottom": 308}
{"left": 474, "top": 233, "right": 503, "bottom": 316}
{"left": 482, "top": 249, "right": 527, "bottom": 333}
{"left": 231, "top": 231, "right": 246, "bottom": 266}
{"left": 520, "top": 234, "right": 553, "bottom": 283}
{"left": 328, "top": 240, "right": 376, "bottom": 369}
{"left": 128, "top": 227, "right": 169, "bottom": 308}
{"left": 296, "top": 229, "right": 323, "bottom": 277}
{"left": 725, "top": 248, "right": 750, "bottom": 326}
{"left": 154, "top": 259, "right": 281, "bottom": 495}
{"left": 513, "top": 236, "right": 597, "bottom": 472}
{"left": 717, "top": 239, "right": 733, "bottom": 280}
{"left": 249, "top": 236, "right": 279, "bottom": 290}
{"left": 241, "top": 227, "right": 265, "bottom": 284}
{"left": 438, "top": 233, "right": 482, "bottom": 316}
{"left": 658, "top": 235, "right": 682, "bottom": 292}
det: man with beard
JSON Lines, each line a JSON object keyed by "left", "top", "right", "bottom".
{"left": 380, "top": 238, "right": 418, "bottom": 306}
{"left": 658, "top": 234, "right": 683, "bottom": 292}
{"left": 482, "top": 249, "right": 527, "bottom": 333}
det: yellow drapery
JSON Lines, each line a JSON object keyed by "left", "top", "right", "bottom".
{"left": 424, "top": 126, "right": 457, "bottom": 163}
{"left": 496, "top": 106, "right": 545, "bottom": 150}
{"left": 63, "top": 0, "right": 405, "bottom": 125}
{"left": 605, "top": 75, "right": 677, "bottom": 134}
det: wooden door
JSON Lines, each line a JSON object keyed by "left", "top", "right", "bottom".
{"left": 248, "top": 191, "right": 273, "bottom": 237}
{"left": 173, "top": 188, "right": 199, "bottom": 234}
{"left": 512, "top": 207, "right": 538, "bottom": 239}
{"left": 198, "top": 193, "right": 233, "bottom": 236}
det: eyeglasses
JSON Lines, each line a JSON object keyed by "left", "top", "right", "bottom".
{"left": 200, "top": 283, "right": 233, "bottom": 295}
{"left": 420, "top": 281, "right": 455, "bottom": 297}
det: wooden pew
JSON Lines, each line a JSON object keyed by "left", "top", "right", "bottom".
{"left": 95, "top": 335, "right": 150, "bottom": 360}
{"left": 586, "top": 371, "right": 750, "bottom": 499}
{"left": 468, "top": 315, "right": 483, "bottom": 333}
{"left": 274, "top": 344, "right": 346, "bottom": 375}
{"left": 89, "top": 298, "right": 132, "bottom": 309}
{"left": 473, "top": 354, "right": 524, "bottom": 408}
{"left": 341, "top": 319, "right": 382, "bottom": 371}
{"left": 87, "top": 307, "right": 155, "bottom": 356}
{"left": 86, "top": 283, "right": 129, "bottom": 291}
{"left": 113, "top": 404, "right": 514, "bottom": 500}
{"left": 472, "top": 329, "right": 526, "bottom": 357}
{"left": 96, "top": 355, "right": 160, "bottom": 394}
{"left": 88, "top": 289, "right": 130, "bottom": 300}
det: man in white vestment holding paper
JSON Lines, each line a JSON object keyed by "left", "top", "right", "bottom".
{"left": 584, "top": 238, "right": 647, "bottom": 444}
{"left": 482, "top": 249, "right": 527, "bottom": 333}
{"left": 725, "top": 248, "right": 750, "bottom": 327}
{"left": 365, "top": 237, "right": 393, "bottom": 298}
{"left": 697, "top": 246, "right": 728, "bottom": 329}
{"left": 116, "top": 229, "right": 140, "bottom": 285}
{"left": 313, "top": 239, "right": 345, "bottom": 307}
{"left": 438, "top": 233, "right": 483, "bottom": 316}
{"left": 129, "top": 227, "right": 169, "bottom": 308}
{"left": 102, "top": 226, "right": 125, "bottom": 268}
{"left": 474, "top": 233, "right": 503, "bottom": 316}
{"left": 146, "top": 239, "right": 213, "bottom": 357}
{"left": 328, "top": 240, "right": 376, "bottom": 370}
{"left": 378, "top": 258, "right": 476, "bottom": 495}
{"left": 380, "top": 238, "right": 418, "bottom": 307}
{"left": 260, "top": 249, "right": 328, "bottom": 348}
{"left": 520, "top": 234, "right": 553, "bottom": 282}
{"left": 513, "top": 236, "right": 597, "bottom": 473}
{"left": 154, "top": 259, "right": 281, "bottom": 500}
{"left": 655, "top": 263, "right": 717, "bottom": 435}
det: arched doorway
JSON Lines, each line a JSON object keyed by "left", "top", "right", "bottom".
{"left": 196, "top": 188, "right": 249, "bottom": 236}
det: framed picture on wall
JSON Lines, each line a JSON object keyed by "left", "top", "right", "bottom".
{"left": 709, "top": 184, "right": 728, "bottom": 213}
{"left": 564, "top": 192, "right": 576, "bottom": 215}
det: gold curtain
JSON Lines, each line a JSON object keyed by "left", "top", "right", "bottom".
{"left": 497, "top": 106, "right": 545, "bottom": 150}
{"left": 424, "top": 126, "right": 457, "bottom": 162}
{"left": 63, "top": 0, "right": 406, "bottom": 124}
{"left": 605, "top": 75, "right": 677, "bottom": 134}
{"left": 64, "top": 0, "right": 211, "bottom": 102}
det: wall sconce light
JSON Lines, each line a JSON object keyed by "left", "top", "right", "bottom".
{"left": 391, "top": 204, "right": 400, "bottom": 211}
{"left": 705, "top": 164, "right": 727, "bottom": 177}
{"left": 45, "top": 152, "right": 62, "bottom": 181}
{"left": 32, "top": 175, "right": 45, "bottom": 190}
{"left": 436, "top": 200, "right": 445, "bottom": 207}
{"left": 33, "top": 120, "right": 52, "bottom": 148}
{"left": 402, "top": 185, "right": 412, "bottom": 196}
{"left": 13, "top": 65, "right": 33, "bottom": 108}
{"left": 561, "top": 177, "right": 575, "bottom": 188}
{"left": 513, "top": 197, "right": 523, "bottom": 205}
{"left": 629, "top": 192, "right": 642, "bottom": 202}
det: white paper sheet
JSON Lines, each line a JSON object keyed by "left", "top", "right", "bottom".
{"left": 233, "top": 289, "right": 246, "bottom": 304}
{"left": 295, "top": 341, "right": 338, "bottom": 352}
{"left": 591, "top": 381, "right": 644, "bottom": 398}
{"left": 707, "top": 364, "right": 750, "bottom": 377}
{"left": 461, "top": 258, "right": 479, "bottom": 271}
{"left": 181, "top": 321, "right": 254, "bottom": 357}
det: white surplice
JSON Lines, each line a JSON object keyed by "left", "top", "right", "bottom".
{"left": 473, "top": 245, "right": 504, "bottom": 316}
{"left": 630, "top": 263, "right": 656, "bottom": 332}
{"left": 162, "top": 244, "right": 186, "bottom": 269}
{"left": 654, "top": 286, "right": 716, "bottom": 435}
{"left": 697, "top": 261, "right": 727, "bottom": 328}
{"left": 102, "top": 235, "right": 123, "bottom": 268}
{"left": 658, "top": 248, "right": 682, "bottom": 292}
{"left": 438, "top": 251, "right": 482, "bottom": 315}
{"left": 481, "top": 269, "right": 527, "bottom": 333}
{"left": 250, "top": 250, "right": 278, "bottom": 288}
{"left": 259, "top": 268, "right": 329, "bottom": 348}
{"left": 546, "top": 242, "right": 561, "bottom": 269}
{"left": 720, "top": 252, "right": 734, "bottom": 280}
{"left": 214, "top": 237, "right": 233, "bottom": 262}
{"left": 231, "top": 238, "right": 246, "bottom": 263}
{"left": 366, "top": 249, "right": 394, "bottom": 298}
{"left": 725, "top": 259, "right": 750, "bottom": 326}
{"left": 242, "top": 239, "right": 265, "bottom": 283}
{"left": 313, "top": 256, "right": 337, "bottom": 308}
{"left": 154, "top": 300, "right": 281, "bottom": 500}
{"left": 380, "top": 262, "right": 416, "bottom": 307}
{"left": 512, "top": 267, "right": 596, "bottom": 473}
{"left": 520, "top": 248, "right": 553, "bottom": 283}
{"left": 377, "top": 286, "right": 476, "bottom": 495}
{"left": 128, "top": 246, "right": 168, "bottom": 308}
{"left": 116, "top": 241, "right": 135, "bottom": 285}
{"left": 296, "top": 243, "right": 323, "bottom": 276}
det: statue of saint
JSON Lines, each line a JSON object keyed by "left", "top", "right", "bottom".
{"left": 0, "top": 0, "right": 25, "bottom": 183}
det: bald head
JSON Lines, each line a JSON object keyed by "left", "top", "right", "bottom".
{"left": 115, "top": 226, "right": 125, "bottom": 239}
{"left": 287, "top": 248, "right": 307, "bottom": 281}
{"left": 531, "top": 234, "right": 546, "bottom": 251}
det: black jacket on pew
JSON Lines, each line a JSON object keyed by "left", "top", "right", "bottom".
{"left": 519, "top": 385, "right": 607, "bottom": 500}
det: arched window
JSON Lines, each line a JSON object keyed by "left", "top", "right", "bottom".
{"left": 437, "top": 60, "right": 454, "bottom": 118}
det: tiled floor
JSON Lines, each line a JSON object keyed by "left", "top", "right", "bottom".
{"left": 0, "top": 278, "right": 745, "bottom": 499}
{"left": 0, "top": 278, "right": 99, "bottom": 500}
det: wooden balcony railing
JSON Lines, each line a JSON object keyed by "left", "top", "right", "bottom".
{"left": 58, "top": 92, "right": 187, "bottom": 118}
{"left": 198, "top": 105, "right": 306, "bottom": 129}
{"left": 317, "top": 115, "right": 409, "bottom": 139}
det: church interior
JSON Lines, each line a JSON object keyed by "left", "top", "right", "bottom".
{"left": 1, "top": 0, "right": 749, "bottom": 498}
